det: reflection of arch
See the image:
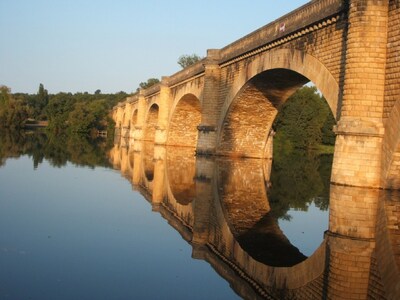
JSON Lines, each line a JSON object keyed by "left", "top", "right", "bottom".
{"left": 143, "top": 104, "right": 159, "bottom": 142}
{"left": 108, "top": 143, "right": 121, "bottom": 169}
{"left": 119, "top": 145, "right": 131, "bottom": 178}
{"left": 216, "top": 158, "right": 307, "bottom": 267}
{"left": 217, "top": 49, "right": 339, "bottom": 159}
{"left": 167, "top": 94, "right": 201, "bottom": 147}
{"left": 142, "top": 142, "right": 155, "bottom": 182}
{"left": 166, "top": 147, "right": 196, "bottom": 205}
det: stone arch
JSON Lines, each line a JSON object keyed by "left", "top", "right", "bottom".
{"left": 217, "top": 49, "right": 339, "bottom": 158}
{"left": 167, "top": 94, "right": 202, "bottom": 147}
{"left": 130, "top": 108, "right": 138, "bottom": 130}
{"left": 143, "top": 104, "right": 159, "bottom": 142}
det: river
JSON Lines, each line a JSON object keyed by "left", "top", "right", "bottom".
{"left": 0, "top": 130, "right": 399, "bottom": 299}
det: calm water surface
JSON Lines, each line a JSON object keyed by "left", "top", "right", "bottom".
{"left": 1, "top": 131, "right": 399, "bottom": 299}
{"left": 0, "top": 156, "right": 240, "bottom": 300}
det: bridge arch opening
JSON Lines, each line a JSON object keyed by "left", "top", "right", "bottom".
{"left": 167, "top": 94, "right": 201, "bottom": 147}
{"left": 217, "top": 67, "right": 335, "bottom": 261}
{"left": 217, "top": 68, "right": 336, "bottom": 159}
{"left": 122, "top": 112, "right": 127, "bottom": 128}
{"left": 130, "top": 109, "right": 138, "bottom": 133}
{"left": 218, "top": 68, "right": 310, "bottom": 158}
{"left": 143, "top": 104, "right": 159, "bottom": 142}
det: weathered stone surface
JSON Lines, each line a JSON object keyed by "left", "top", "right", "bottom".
{"left": 113, "top": 0, "right": 400, "bottom": 189}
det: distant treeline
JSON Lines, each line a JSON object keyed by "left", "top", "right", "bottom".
{"left": 0, "top": 129, "right": 112, "bottom": 169}
{"left": 0, "top": 84, "right": 127, "bottom": 135}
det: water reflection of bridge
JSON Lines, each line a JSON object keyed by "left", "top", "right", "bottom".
{"left": 109, "top": 139, "right": 400, "bottom": 299}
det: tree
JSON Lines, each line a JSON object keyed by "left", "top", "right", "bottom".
{"left": 0, "top": 86, "right": 28, "bottom": 129}
{"left": 67, "top": 99, "right": 108, "bottom": 134}
{"left": 0, "top": 85, "right": 11, "bottom": 107}
{"left": 273, "top": 86, "right": 335, "bottom": 150}
{"left": 28, "top": 83, "right": 49, "bottom": 120}
{"left": 137, "top": 78, "right": 160, "bottom": 91}
{"left": 177, "top": 54, "right": 203, "bottom": 68}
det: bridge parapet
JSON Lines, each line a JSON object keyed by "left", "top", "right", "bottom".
{"left": 143, "top": 83, "right": 161, "bottom": 97}
{"left": 167, "top": 60, "right": 206, "bottom": 87}
{"left": 219, "top": 0, "right": 345, "bottom": 64}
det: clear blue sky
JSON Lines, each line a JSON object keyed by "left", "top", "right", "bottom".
{"left": 0, "top": 0, "right": 309, "bottom": 94}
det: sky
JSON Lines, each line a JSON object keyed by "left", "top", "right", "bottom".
{"left": 0, "top": 0, "right": 310, "bottom": 94}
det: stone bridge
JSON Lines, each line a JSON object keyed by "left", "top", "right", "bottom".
{"left": 113, "top": 0, "right": 400, "bottom": 190}
{"left": 108, "top": 141, "right": 400, "bottom": 299}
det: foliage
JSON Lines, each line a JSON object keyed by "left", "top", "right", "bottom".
{"left": 67, "top": 99, "right": 108, "bottom": 134}
{"left": 0, "top": 84, "right": 127, "bottom": 135}
{"left": 0, "top": 86, "right": 29, "bottom": 129}
{"left": 268, "top": 150, "right": 332, "bottom": 220}
{"left": 177, "top": 54, "right": 203, "bottom": 68}
{"left": 273, "top": 86, "right": 336, "bottom": 151}
{"left": 268, "top": 85, "right": 335, "bottom": 220}
{"left": 0, "top": 129, "right": 112, "bottom": 169}
{"left": 138, "top": 78, "right": 160, "bottom": 91}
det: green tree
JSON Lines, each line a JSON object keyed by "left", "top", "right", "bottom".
{"left": 29, "top": 83, "right": 49, "bottom": 120}
{"left": 138, "top": 78, "right": 160, "bottom": 90}
{"left": 67, "top": 99, "right": 108, "bottom": 134}
{"left": 177, "top": 54, "right": 203, "bottom": 68}
{"left": 273, "top": 86, "right": 335, "bottom": 150}
{"left": 0, "top": 85, "right": 11, "bottom": 108}
{"left": 0, "top": 86, "right": 28, "bottom": 129}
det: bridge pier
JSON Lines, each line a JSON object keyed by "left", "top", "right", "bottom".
{"left": 196, "top": 50, "right": 221, "bottom": 156}
{"left": 152, "top": 146, "right": 166, "bottom": 205}
{"left": 192, "top": 156, "right": 215, "bottom": 244}
{"left": 331, "top": 0, "right": 389, "bottom": 189}
{"left": 131, "top": 146, "right": 142, "bottom": 186}
{"left": 155, "top": 79, "right": 171, "bottom": 145}
{"left": 132, "top": 91, "right": 147, "bottom": 141}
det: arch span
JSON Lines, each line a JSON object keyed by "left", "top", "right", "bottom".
{"left": 143, "top": 104, "right": 159, "bottom": 142}
{"left": 167, "top": 94, "right": 201, "bottom": 147}
{"left": 217, "top": 68, "right": 310, "bottom": 158}
{"left": 217, "top": 50, "right": 339, "bottom": 159}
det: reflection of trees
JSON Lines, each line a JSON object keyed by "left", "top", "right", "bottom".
{"left": 0, "top": 129, "right": 112, "bottom": 169}
{"left": 268, "top": 150, "right": 332, "bottom": 220}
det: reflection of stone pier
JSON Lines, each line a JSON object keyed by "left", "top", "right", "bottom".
{"left": 108, "top": 139, "right": 400, "bottom": 299}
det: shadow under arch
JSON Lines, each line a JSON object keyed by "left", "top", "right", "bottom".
{"left": 217, "top": 49, "right": 339, "bottom": 159}
{"left": 215, "top": 157, "right": 307, "bottom": 267}
{"left": 143, "top": 103, "right": 159, "bottom": 142}
{"left": 130, "top": 109, "right": 138, "bottom": 133}
{"left": 167, "top": 93, "right": 201, "bottom": 147}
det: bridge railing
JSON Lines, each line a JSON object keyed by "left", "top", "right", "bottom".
{"left": 219, "top": 0, "right": 345, "bottom": 64}
{"left": 167, "top": 59, "right": 206, "bottom": 87}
